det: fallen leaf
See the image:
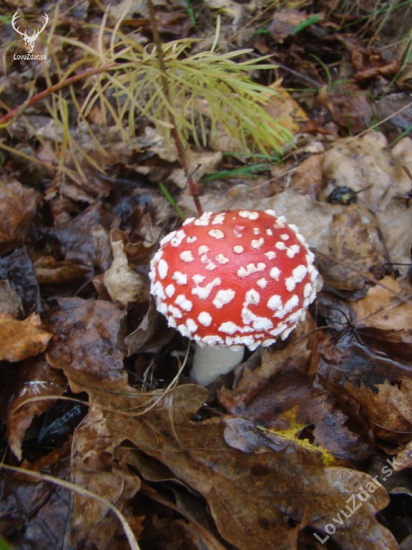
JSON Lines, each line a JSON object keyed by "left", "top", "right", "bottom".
{"left": 45, "top": 169, "right": 112, "bottom": 204}
{"left": 0, "top": 279, "right": 23, "bottom": 316}
{"left": 0, "top": 313, "right": 52, "bottom": 362}
{"left": 44, "top": 297, "right": 127, "bottom": 393}
{"left": 0, "top": 176, "right": 37, "bottom": 254}
{"left": 34, "top": 256, "right": 91, "bottom": 285}
{"left": 169, "top": 150, "right": 222, "bottom": 188}
{"left": 125, "top": 298, "right": 175, "bottom": 355}
{"left": 287, "top": 153, "right": 324, "bottom": 197}
{"left": 318, "top": 83, "right": 373, "bottom": 134}
{"left": 395, "top": 440, "right": 412, "bottom": 471}
{"left": 340, "top": 379, "right": 412, "bottom": 442}
{"left": 352, "top": 275, "right": 412, "bottom": 334}
{"left": 103, "top": 231, "right": 148, "bottom": 307}
{"left": 316, "top": 328, "right": 412, "bottom": 447}
{"left": 263, "top": 83, "right": 309, "bottom": 134}
{"left": 69, "top": 405, "right": 141, "bottom": 549}
{"left": 320, "top": 204, "right": 388, "bottom": 291}
{"left": 374, "top": 93, "right": 412, "bottom": 135}
{"left": 7, "top": 358, "right": 67, "bottom": 460}
{"left": 0, "top": 247, "right": 42, "bottom": 314}
{"left": 0, "top": 446, "right": 72, "bottom": 550}
{"left": 378, "top": 136, "right": 412, "bottom": 276}
{"left": 269, "top": 9, "right": 320, "bottom": 43}
{"left": 48, "top": 201, "right": 114, "bottom": 267}
{"left": 219, "top": 333, "right": 370, "bottom": 463}
{"left": 101, "top": 385, "right": 396, "bottom": 550}
{"left": 137, "top": 481, "right": 228, "bottom": 550}
{"left": 322, "top": 131, "right": 411, "bottom": 213}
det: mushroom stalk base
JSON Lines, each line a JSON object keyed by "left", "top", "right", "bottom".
{"left": 190, "top": 345, "right": 244, "bottom": 386}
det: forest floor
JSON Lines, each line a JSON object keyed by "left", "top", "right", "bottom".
{"left": 0, "top": 1, "right": 412, "bottom": 549}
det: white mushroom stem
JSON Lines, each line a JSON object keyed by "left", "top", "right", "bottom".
{"left": 190, "top": 344, "right": 244, "bottom": 385}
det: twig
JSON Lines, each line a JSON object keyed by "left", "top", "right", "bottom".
{"left": 146, "top": 0, "right": 203, "bottom": 217}
{"left": 0, "top": 463, "right": 141, "bottom": 550}
{"left": 0, "top": 64, "right": 117, "bottom": 127}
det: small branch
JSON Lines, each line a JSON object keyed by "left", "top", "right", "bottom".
{"left": 0, "top": 64, "right": 117, "bottom": 127}
{"left": 146, "top": 0, "right": 203, "bottom": 217}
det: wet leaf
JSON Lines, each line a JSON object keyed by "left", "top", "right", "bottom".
{"left": 316, "top": 330, "right": 412, "bottom": 448}
{"left": 219, "top": 333, "right": 370, "bottom": 463}
{"left": 125, "top": 298, "right": 175, "bottom": 355}
{"left": 0, "top": 247, "right": 42, "bottom": 314}
{"left": 46, "top": 170, "right": 113, "bottom": 204}
{"left": 101, "top": 385, "right": 396, "bottom": 550}
{"left": 44, "top": 297, "right": 127, "bottom": 393}
{"left": 48, "top": 202, "right": 113, "bottom": 267}
{"left": 0, "top": 446, "right": 72, "bottom": 550}
{"left": 7, "top": 358, "right": 67, "bottom": 460}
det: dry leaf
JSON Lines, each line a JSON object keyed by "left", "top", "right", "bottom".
{"left": 395, "top": 440, "right": 412, "bottom": 471}
{"left": 0, "top": 313, "right": 52, "bottom": 362}
{"left": 169, "top": 150, "right": 222, "bottom": 188}
{"left": 34, "top": 256, "right": 91, "bottom": 285}
{"left": 69, "top": 405, "right": 141, "bottom": 548}
{"left": 104, "top": 232, "right": 148, "bottom": 307}
{"left": 322, "top": 134, "right": 412, "bottom": 276}
{"left": 0, "top": 176, "right": 37, "bottom": 254}
{"left": 322, "top": 132, "right": 411, "bottom": 212}
{"left": 0, "top": 279, "right": 23, "bottom": 316}
{"left": 263, "top": 83, "right": 309, "bottom": 134}
{"left": 341, "top": 379, "right": 412, "bottom": 441}
{"left": 269, "top": 9, "right": 320, "bottom": 43}
{"left": 318, "top": 83, "right": 373, "bottom": 134}
{"left": 320, "top": 204, "right": 388, "bottom": 291}
{"left": 352, "top": 275, "right": 412, "bottom": 333}
{"left": 287, "top": 153, "right": 324, "bottom": 197}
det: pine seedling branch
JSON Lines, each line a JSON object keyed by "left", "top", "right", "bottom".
{"left": 0, "top": 3, "right": 293, "bottom": 197}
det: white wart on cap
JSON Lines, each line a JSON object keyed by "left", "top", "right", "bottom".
{"left": 149, "top": 210, "right": 318, "bottom": 358}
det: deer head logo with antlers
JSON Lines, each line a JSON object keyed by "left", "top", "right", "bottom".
{"left": 11, "top": 10, "right": 49, "bottom": 54}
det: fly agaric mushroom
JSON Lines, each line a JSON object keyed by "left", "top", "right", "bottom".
{"left": 149, "top": 210, "right": 318, "bottom": 385}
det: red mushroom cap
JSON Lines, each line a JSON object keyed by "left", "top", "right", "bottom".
{"left": 149, "top": 210, "right": 318, "bottom": 350}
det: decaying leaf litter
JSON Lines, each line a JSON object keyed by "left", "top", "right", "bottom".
{"left": 0, "top": 0, "right": 411, "bottom": 548}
